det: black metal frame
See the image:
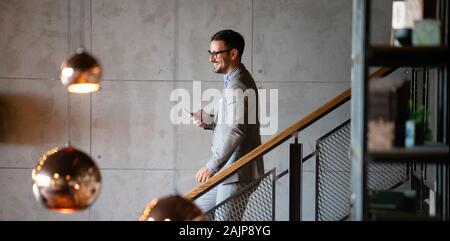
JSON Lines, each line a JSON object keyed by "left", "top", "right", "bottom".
{"left": 289, "top": 137, "right": 302, "bottom": 221}
{"left": 437, "top": 0, "right": 449, "bottom": 221}
{"left": 436, "top": 61, "right": 449, "bottom": 220}
{"left": 275, "top": 151, "right": 316, "bottom": 181}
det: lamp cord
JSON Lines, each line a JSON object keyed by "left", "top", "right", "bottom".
{"left": 79, "top": 0, "right": 85, "bottom": 49}
{"left": 67, "top": 92, "right": 71, "bottom": 146}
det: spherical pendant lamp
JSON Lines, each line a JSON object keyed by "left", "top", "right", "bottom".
{"left": 139, "top": 195, "right": 207, "bottom": 221}
{"left": 32, "top": 146, "right": 101, "bottom": 213}
{"left": 60, "top": 48, "right": 102, "bottom": 94}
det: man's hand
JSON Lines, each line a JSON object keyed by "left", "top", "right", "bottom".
{"left": 190, "top": 109, "right": 208, "bottom": 128}
{"left": 195, "top": 166, "right": 215, "bottom": 183}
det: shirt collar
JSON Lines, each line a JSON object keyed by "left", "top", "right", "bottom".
{"left": 223, "top": 64, "right": 242, "bottom": 87}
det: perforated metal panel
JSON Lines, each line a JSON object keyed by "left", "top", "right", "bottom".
{"left": 205, "top": 169, "right": 276, "bottom": 221}
{"left": 316, "top": 121, "right": 407, "bottom": 221}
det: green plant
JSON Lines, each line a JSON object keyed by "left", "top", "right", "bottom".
{"left": 408, "top": 99, "right": 432, "bottom": 142}
{"left": 408, "top": 99, "right": 429, "bottom": 123}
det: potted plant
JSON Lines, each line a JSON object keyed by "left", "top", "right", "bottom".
{"left": 405, "top": 100, "right": 432, "bottom": 147}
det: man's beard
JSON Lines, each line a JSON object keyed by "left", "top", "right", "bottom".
{"left": 212, "top": 62, "right": 225, "bottom": 74}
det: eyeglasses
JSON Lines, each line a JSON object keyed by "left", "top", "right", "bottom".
{"left": 208, "top": 49, "right": 231, "bottom": 59}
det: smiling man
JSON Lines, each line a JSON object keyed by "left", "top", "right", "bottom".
{"left": 190, "top": 29, "right": 265, "bottom": 220}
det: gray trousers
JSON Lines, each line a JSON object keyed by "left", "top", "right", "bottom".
{"left": 194, "top": 182, "right": 249, "bottom": 221}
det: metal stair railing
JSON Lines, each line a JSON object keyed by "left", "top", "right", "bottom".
{"left": 315, "top": 120, "right": 408, "bottom": 221}
{"left": 205, "top": 169, "right": 276, "bottom": 221}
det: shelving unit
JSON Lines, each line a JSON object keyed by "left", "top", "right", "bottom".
{"left": 368, "top": 46, "right": 449, "bottom": 67}
{"left": 369, "top": 145, "right": 448, "bottom": 163}
{"left": 351, "top": 0, "right": 449, "bottom": 220}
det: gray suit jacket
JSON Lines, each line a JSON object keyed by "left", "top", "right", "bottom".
{"left": 205, "top": 64, "right": 264, "bottom": 184}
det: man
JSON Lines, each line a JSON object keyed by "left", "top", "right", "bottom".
{"left": 191, "top": 29, "right": 264, "bottom": 220}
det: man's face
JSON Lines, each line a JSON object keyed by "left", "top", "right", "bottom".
{"left": 209, "top": 40, "right": 231, "bottom": 74}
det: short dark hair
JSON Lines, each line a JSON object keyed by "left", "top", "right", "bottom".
{"left": 211, "top": 29, "right": 245, "bottom": 59}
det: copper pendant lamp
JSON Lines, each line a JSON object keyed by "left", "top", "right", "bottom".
{"left": 32, "top": 95, "right": 102, "bottom": 213}
{"left": 32, "top": 146, "right": 101, "bottom": 213}
{"left": 139, "top": 195, "right": 207, "bottom": 221}
{"left": 60, "top": 48, "right": 102, "bottom": 94}
{"left": 60, "top": 0, "right": 101, "bottom": 94}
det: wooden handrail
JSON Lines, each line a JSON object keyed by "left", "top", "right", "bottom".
{"left": 184, "top": 67, "right": 396, "bottom": 201}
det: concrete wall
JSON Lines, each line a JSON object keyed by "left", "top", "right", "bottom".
{"left": 0, "top": 0, "right": 392, "bottom": 220}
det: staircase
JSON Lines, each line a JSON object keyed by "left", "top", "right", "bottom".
{"left": 179, "top": 67, "right": 400, "bottom": 221}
